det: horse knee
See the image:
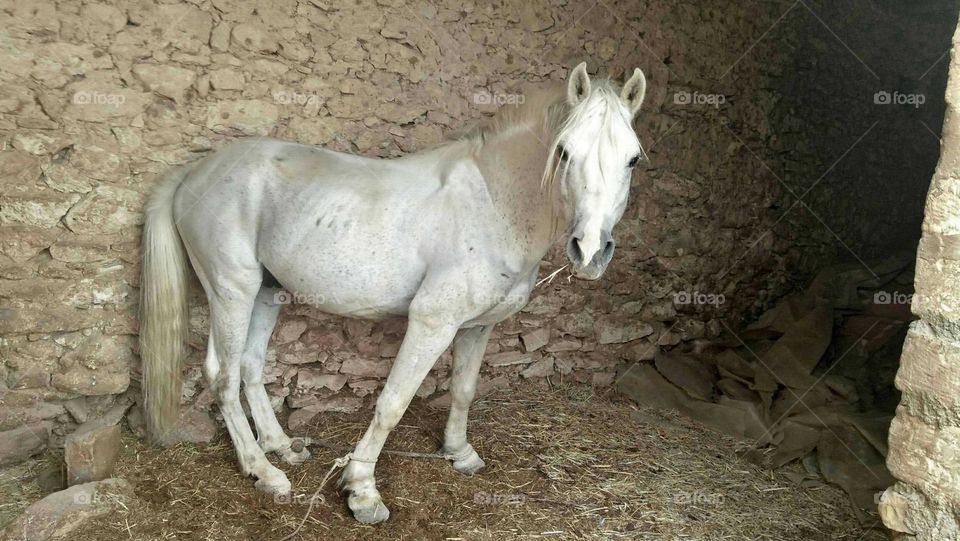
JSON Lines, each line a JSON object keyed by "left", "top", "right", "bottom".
{"left": 239, "top": 357, "right": 263, "bottom": 384}
{"left": 450, "top": 381, "right": 478, "bottom": 405}
{"left": 213, "top": 375, "right": 242, "bottom": 404}
{"left": 373, "top": 402, "right": 404, "bottom": 432}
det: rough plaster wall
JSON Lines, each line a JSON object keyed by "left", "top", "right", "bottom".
{"left": 0, "top": 0, "right": 831, "bottom": 440}
{"left": 878, "top": 19, "right": 960, "bottom": 541}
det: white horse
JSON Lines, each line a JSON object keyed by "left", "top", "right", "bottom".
{"left": 139, "top": 63, "right": 646, "bottom": 523}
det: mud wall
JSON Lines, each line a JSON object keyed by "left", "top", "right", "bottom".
{"left": 0, "top": 0, "right": 890, "bottom": 441}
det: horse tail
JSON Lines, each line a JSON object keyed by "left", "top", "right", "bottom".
{"left": 140, "top": 164, "right": 192, "bottom": 444}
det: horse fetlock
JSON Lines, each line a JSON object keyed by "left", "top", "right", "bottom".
{"left": 339, "top": 460, "right": 374, "bottom": 490}
{"left": 275, "top": 442, "right": 311, "bottom": 465}
{"left": 257, "top": 435, "right": 287, "bottom": 452}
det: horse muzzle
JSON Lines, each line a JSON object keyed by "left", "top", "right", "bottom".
{"left": 566, "top": 229, "right": 615, "bottom": 280}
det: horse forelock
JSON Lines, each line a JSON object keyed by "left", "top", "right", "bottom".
{"left": 540, "top": 80, "right": 632, "bottom": 189}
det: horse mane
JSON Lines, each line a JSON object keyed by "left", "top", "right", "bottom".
{"left": 459, "top": 79, "right": 627, "bottom": 242}
{"left": 470, "top": 85, "right": 568, "bottom": 142}
{"left": 464, "top": 79, "right": 626, "bottom": 189}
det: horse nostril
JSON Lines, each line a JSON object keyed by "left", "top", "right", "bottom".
{"left": 602, "top": 240, "right": 615, "bottom": 259}
{"left": 568, "top": 236, "right": 584, "bottom": 266}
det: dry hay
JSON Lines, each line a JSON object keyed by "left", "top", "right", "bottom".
{"left": 0, "top": 450, "right": 57, "bottom": 527}
{"left": 7, "top": 383, "right": 885, "bottom": 540}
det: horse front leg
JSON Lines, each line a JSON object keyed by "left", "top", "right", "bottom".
{"left": 340, "top": 317, "right": 458, "bottom": 524}
{"left": 441, "top": 324, "right": 493, "bottom": 474}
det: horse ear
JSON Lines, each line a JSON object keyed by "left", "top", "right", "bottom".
{"left": 567, "top": 62, "right": 591, "bottom": 106}
{"left": 621, "top": 68, "right": 647, "bottom": 116}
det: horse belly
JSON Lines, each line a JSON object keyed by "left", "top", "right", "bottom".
{"left": 264, "top": 240, "right": 424, "bottom": 320}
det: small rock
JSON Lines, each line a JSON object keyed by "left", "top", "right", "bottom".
{"left": 296, "top": 370, "right": 347, "bottom": 392}
{"left": 627, "top": 341, "right": 657, "bottom": 361}
{"left": 288, "top": 397, "right": 363, "bottom": 430}
{"left": 132, "top": 64, "right": 196, "bottom": 103}
{"left": 555, "top": 312, "right": 595, "bottom": 337}
{"left": 339, "top": 355, "right": 391, "bottom": 377}
{"left": 641, "top": 300, "right": 677, "bottom": 322}
{"left": 596, "top": 316, "right": 654, "bottom": 344}
{"left": 654, "top": 350, "right": 715, "bottom": 401}
{"left": 520, "top": 328, "right": 550, "bottom": 352}
{"left": 63, "top": 185, "right": 145, "bottom": 236}
{"left": 210, "top": 22, "right": 231, "bottom": 52}
{"left": 64, "top": 421, "right": 121, "bottom": 485}
{"left": 231, "top": 23, "right": 278, "bottom": 52}
{"left": 544, "top": 337, "right": 581, "bottom": 352}
{"left": 521, "top": 295, "right": 563, "bottom": 317}
{"left": 348, "top": 379, "right": 379, "bottom": 397}
{"left": 0, "top": 423, "right": 48, "bottom": 467}
{"left": 554, "top": 357, "right": 574, "bottom": 375}
{"left": 591, "top": 371, "right": 616, "bottom": 386}
{"left": 209, "top": 68, "right": 245, "bottom": 91}
{"left": 521, "top": 357, "right": 555, "bottom": 379}
{"left": 160, "top": 407, "right": 217, "bottom": 446}
{"left": 487, "top": 350, "right": 537, "bottom": 367}
{"left": 0, "top": 478, "right": 135, "bottom": 541}
{"left": 206, "top": 100, "right": 279, "bottom": 136}
{"left": 716, "top": 378, "right": 757, "bottom": 401}
{"left": 275, "top": 319, "right": 308, "bottom": 344}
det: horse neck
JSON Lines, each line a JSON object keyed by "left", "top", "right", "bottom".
{"left": 475, "top": 125, "right": 567, "bottom": 264}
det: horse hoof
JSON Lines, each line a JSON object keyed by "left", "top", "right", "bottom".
{"left": 348, "top": 492, "right": 390, "bottom": 524}
{"left": 254, "top": 467, "right": 292, "bottom": 495}
{"left": 444, "top": 445, "right": 486, "bottom": 475}
{"left": 453, "top": 452, "right": 485, "bottom": 475}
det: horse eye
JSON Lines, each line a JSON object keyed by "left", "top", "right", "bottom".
{"left": 556, "top": 144, "right": 569, "bottom": 162}
{"left": 627, "top": 154, "right": 640, "bottom": 168}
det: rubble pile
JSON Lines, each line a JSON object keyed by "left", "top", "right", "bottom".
{"left": 620, "top": 256, "right": 915, "bottom": 521}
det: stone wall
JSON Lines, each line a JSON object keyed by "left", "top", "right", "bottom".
{"left": 878, "top": 18, "right": 960, "bottom": 540}
{"left": 1, "top": 0, "right": 846, "bottom": 442}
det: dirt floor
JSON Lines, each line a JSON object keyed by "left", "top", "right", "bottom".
{"left": 1, "top": 383, "right": 886, "bottom": 540}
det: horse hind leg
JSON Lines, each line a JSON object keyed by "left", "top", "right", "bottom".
{"left": 241, "top": 287, "right": 310, "bottom": 465}
{"left": 201, "top": 270, "right": 291, "bottom": 495}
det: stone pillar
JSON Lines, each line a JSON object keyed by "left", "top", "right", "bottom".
{"left": 878, "top": 19, "right": 960, "bottom": 541}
